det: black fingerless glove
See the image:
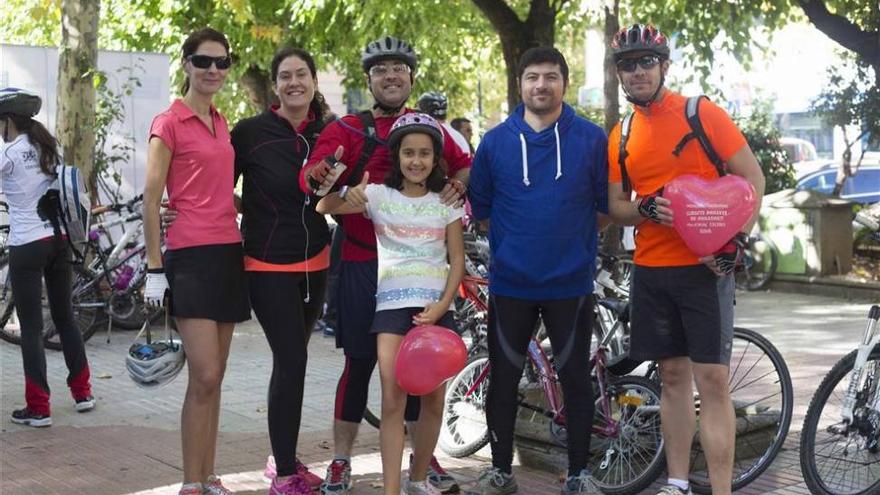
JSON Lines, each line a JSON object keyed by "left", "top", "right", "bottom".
{"left": 714, "top": 232, "right": 749, "bottom": 274}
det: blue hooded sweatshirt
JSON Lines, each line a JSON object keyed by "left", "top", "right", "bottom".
{"left": 468, "top": 103, "right": 608, "bottom": 299}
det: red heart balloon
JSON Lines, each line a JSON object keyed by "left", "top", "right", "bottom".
{"left": 663, "top": 174, "right": 757, "bottom": 257}
{"left": 396, "top": 325, "right": 467, "bottom": 396}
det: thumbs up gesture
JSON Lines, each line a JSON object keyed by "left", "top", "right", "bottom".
{"left": 343, "top": 171, "right": 370, "bottom": 209}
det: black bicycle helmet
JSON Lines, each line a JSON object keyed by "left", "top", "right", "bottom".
{"left": 0, "top": 88, "right": 41, "bottom": 117}
{"left": 362, "top": 36, "right": 418, "bottom": 73}
{"left": 417, "top": 92, "right": 448, "bottom": 120}
{"left": 611, "top": 24, "right": 670, "bottom": 61}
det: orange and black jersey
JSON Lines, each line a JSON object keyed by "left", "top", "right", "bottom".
{"left": 608, "top": 91, "right": 748, "bottom": 267}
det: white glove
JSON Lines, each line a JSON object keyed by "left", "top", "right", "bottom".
{"left": 144, "top": 270, "right": 170, "bottom": 308}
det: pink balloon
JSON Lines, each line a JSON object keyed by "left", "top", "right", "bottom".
{"left": 663, "top": 174, "right": 757, "bottom": 257}
{"left": 396, "top": 325, "right": 467, "bottom": 396}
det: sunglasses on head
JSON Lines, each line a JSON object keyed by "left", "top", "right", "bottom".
{"left": 617, "top": 55, "right": 661, "bottom": 72}
{"left": 187, "top": 54, "right": 232, "bottom": 70}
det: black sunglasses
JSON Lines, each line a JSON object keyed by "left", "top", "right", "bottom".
{"left": 187, "top": 54, "right": 232, "bottom": 70}
{"left": 617, "top": 55, "right": 661, "bottom": 72}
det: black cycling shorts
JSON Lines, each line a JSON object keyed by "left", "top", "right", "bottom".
{"left": 629, "top": 264, "right": 734, "bottom": 365}
{"left": 336, "top": 259, "right": 378, "bottom": 359}
{"left": 370, "top": 307, "right": 456, "bottom": 335}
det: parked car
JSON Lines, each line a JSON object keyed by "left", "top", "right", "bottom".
{"left": 795, "top": 163, "right": 880, "bottom": 204}
{"left": 781, "top": 137, "right": 818, "bottom": 164}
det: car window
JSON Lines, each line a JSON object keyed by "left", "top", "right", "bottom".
{"left": 798, "top": 171, "right": 836, "bottom": 195}
{"left": 844, "top": 169, "right": 880, "bottom": 195}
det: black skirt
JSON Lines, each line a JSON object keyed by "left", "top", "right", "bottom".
{"left": 164, "top": 243, "right": 251, "bottom": 323}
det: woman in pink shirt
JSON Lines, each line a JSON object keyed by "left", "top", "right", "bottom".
{"left": 142, "top": 28, "right": 249, "bottom": 495}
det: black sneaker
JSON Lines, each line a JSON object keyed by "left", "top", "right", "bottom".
{"left": 75, "top": 396, "right": 96, "bottom": 412}
{"left": 11, "top": 408, "right": 52, "bottom": 427}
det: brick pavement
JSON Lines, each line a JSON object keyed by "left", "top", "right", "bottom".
{"left": 0, "top": 290, "right": 875, "bottom": 494}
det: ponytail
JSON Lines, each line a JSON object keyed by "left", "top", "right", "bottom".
{"left": 9, "top": 114, "right": 58, "bottom": 175}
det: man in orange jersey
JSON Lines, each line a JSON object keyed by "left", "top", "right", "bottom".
{"left": 606, "top": 24, "right": 765, "bottom": 495}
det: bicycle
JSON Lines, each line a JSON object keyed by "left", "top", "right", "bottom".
{"left": 735, "top": 232, "right": 778, "bottom": 292}
{"left": 0, "top": 195, "right": 154, "bottom": 349}
{"left": 652, "top": 326, "right": 793, "bottom": 493}
{"left": 438, "top": 303, "right": 665, "bottom": 494}
{"left": 799, "top": 304, "right": 880, "bottom": 495}
{"left": 439, "top": 256, "right": 792, "bottom": 494}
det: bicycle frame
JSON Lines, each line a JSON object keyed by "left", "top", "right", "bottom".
{"left": 70, "top": 212, "right": 146, "bottom": 310}
{"left": 459, "top": 295, "right": 650, "bottom": 440}
{"left": 841, "top": 305, "right": 880, "bottom": 424}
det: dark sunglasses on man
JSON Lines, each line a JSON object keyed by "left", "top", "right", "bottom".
{"left": 616, "top": 55, "right": 661, "bottom": 73}
{"left": 187, "top": 54, "right": 232, "bottom": 70}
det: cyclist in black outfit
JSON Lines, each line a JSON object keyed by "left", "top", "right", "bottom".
{"left": 234, "top": 47, "right": 333, "bottom": 495}
{"left": 1, "top": 88, "right": 95, "bottom": 428}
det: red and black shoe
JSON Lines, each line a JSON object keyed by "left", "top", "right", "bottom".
{"left": 11, "top": 408, "right": 52, "bottom": 427}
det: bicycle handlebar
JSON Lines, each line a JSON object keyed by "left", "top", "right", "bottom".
{"left": 91, "top": 194, "right": 144, "bottom": 217}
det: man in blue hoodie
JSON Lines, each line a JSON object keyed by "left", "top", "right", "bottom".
{"left": 468, "top": 47, "right": 608, "bottom": 495}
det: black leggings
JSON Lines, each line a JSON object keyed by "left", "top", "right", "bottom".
{"left": 334, "top": 356, "right": 421, "bottom": 423}
{"left": 247, "top": 270, "right": 327, "bottom": 477}
{"left": 9, "top": 239, "right": 90, "bottom": 415}
{"left": 486, "top": 294, "right": 594, "bottom": 476}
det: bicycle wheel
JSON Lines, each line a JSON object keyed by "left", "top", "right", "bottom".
{"left": 439, "top": 352, "right": 490, "bottom": 458}
{"left": 589, "top": 375, "right": 665, "bottom": 495}
{"left": 800, "top": 346, "right": 880, "bottom": 495}
{"left": 42, "top": 266, "right": 104, "bottom": 350}
{"left": 688, "top": 327, "right": 793, "bottom": 493}
{"left": 735, "top": 234, "right": 778, "bottom": 291}
{"left": 0, "top": 262, "right": 102, "bottom": 350}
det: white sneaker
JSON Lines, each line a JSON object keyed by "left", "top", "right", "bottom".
{"left": 406, "top": 479, "right": 442, "bottom": 495}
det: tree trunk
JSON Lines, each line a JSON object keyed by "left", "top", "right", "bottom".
{"left": 600, "top": 0, "right": 623, "bottom": 254}
{"left": 602, "top": 1, "right": 620, "bottom": 133}
{"left": 56, "top": 0, "right": 99, "bottom": 196}
{"left": 240, "top": 65, "right": 277, "bottom": 111}
{"left": 473, "top": 0, "right": 562, "bottom": 111}
{"left": 797, "top": 0, "right": 880, "bottom": 87}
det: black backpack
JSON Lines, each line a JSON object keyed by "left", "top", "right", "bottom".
{"left": 618, "top": 95, "right": 728, "bottom": 194}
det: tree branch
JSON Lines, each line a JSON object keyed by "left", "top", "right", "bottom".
{"left": 797, "top": 0, "right": 879, "bottom": 63}
{"left": 472, "top": 0, "right": 524, "bottom": 37}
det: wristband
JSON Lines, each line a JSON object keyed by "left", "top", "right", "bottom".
{"left": 339, "top": 185, "right": 350, "bottom": 200}
{"left": 147, "top": 268, "right": 165, "bottom": 274}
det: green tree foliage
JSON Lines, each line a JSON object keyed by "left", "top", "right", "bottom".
{"left": 811, "top": 53, "right": 880, "bottom": 194}
{"left": 733, "top": 99, "right": 794, "bottom": 195}
{"left": 626, "top": 0, "right": 795, "bottom": 91}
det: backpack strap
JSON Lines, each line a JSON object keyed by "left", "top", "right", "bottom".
{"left": 672, "top": 96, "right": 727, "bottom": 177}
{"left": 346, "top": 110, "right": 379, "bottom": 187}
{"left": 335, "top": 110, "right": 381, "bottom": 252}
{"left": 618, "top": 112, "right": 635, "bottom": 194}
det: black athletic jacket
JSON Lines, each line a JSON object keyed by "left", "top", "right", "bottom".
{"left": 232, "top": 109, "right": 330, "bottom": 264}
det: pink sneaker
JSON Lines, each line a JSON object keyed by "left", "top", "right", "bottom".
{"left": 178, "top": 483, "right": 203, "bottom": 495}
{"left": 265, "top": 456, "right": 321, "bottom": 489}
{"left": 269, "top": 475, "right": 313, "bottom": 495}
{"left": 295, "top": 459, "right": 323, "bottom": 489}
{"left": 203, "top": 474, "right": 233, "bottom": 494}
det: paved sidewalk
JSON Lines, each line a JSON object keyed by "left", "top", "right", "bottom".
{"left": 0, "top": 290, "right": 876, "bottom": 494}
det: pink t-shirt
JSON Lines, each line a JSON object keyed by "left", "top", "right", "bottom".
{"left": 149, "top": 99, "right": 241, "bottom": 250}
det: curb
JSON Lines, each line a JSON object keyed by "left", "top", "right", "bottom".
{"left": 768, "top": 274, "right": 880, "bottom": 302}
